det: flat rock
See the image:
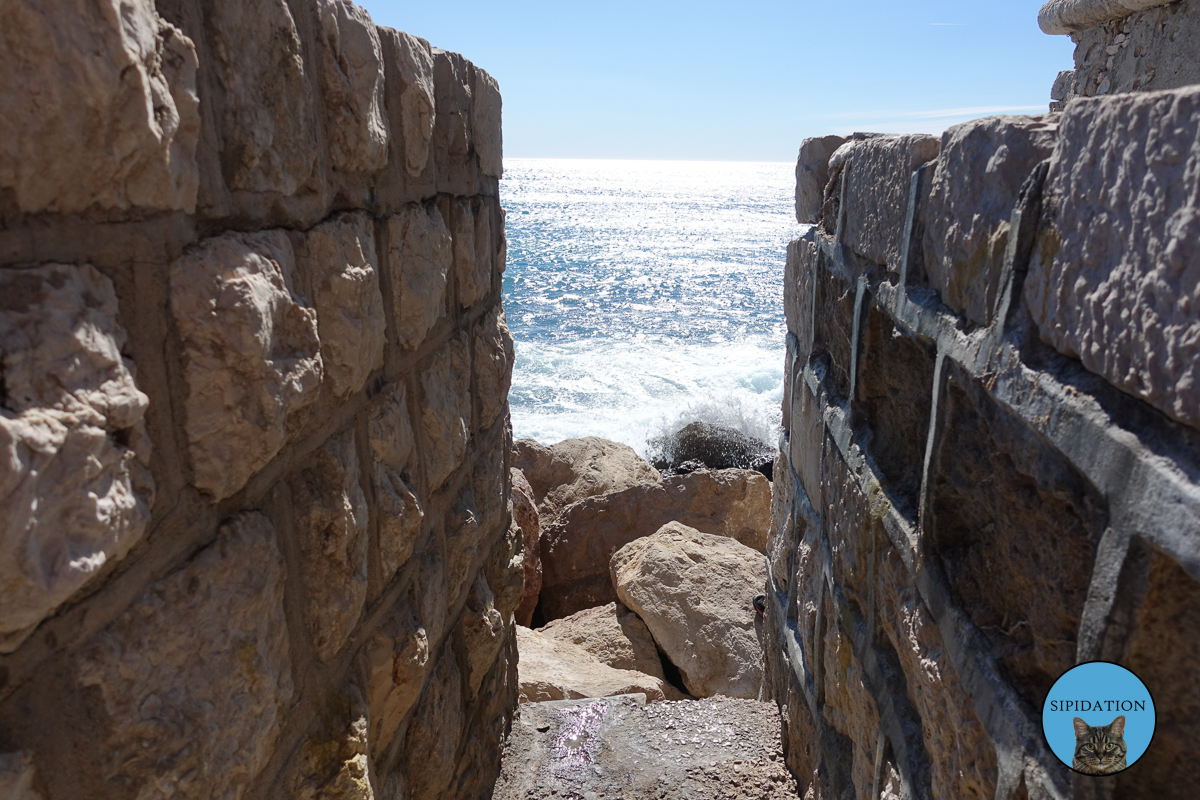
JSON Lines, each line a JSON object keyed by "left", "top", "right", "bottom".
{"left": 538, "top": 602, "right": 666, "bottom": 680}
{"left": 512, "top": 436, "right": 661, "bottom": 523}
{"left": 611, "top": 522, "right": 767, "bottom": 699}
{"left": 515, "top": 626, "right": 682, "bottom": 704}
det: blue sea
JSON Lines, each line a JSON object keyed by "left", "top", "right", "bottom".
{"left": 500, "top": 158, "right": 801, "bottom": 457}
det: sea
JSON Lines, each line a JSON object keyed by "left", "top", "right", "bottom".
{"left": 500, "top": 158, "right": 802, "bottom": 459}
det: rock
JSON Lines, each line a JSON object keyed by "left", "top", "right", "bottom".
{"left": 387, "top": 203, "right": 451, "bottom": 349}
{"left": 538, "top": 602, "right": 666, "bottom": 681}
{"left": 1024, "top": 86, "right": 1200, "bottom": 432}
{"left": 460, "top": 574, "right": 507, "bottom": 698}
{"left": 419, "top": 332, "right": 471, "bottom": 489}
{"left": 648, "top": 421, "right": 773, "bottom": 477}
{"left": 0, "top": 264, "right": 153, "bottom": 651}
{"left": 444, "top": 483, "right": 485, "bottom": 611}
{"left": 539, "top": 469, "right": 772, "bottom": 620}
{"left": 361, "top": 598, "right": 430, "bottom": 761}
{"left": 512, "top": 437, "right": 661, "bottom": 522}
{"left": 472, "top": 67, "right": 503, "bottom": 177}
{"left": 314, "top": 0, "right": 389, "bottom": 174}
{"left": 404, "top": 647, "right": 464, "bottom": 800}
{"left": 287, "top": 682, "right": 373, "bottom": 800}
{"left": 289, "top": 428, "right": 368, "bottom": 662}
{"left": 473, "top": 307, "right": 513, "bottom": 432}
{"left": 830, "top": 133, "right": 941, "bottom": 270}
{"left": 78, "top": 512, "right": 293, "bottom": 800}
{"left": 453, "top": 199, "right": 492, "bottom": 308}
{"left": 923, "top": 115, "right": 1058, "bottom": 326}
{"left": 784, "top": 235, "right": 818, "bottom": 365}
{"left": 485, "top": 516, "right": 526, "bottom": 622}
{"left": 207, "top": 0, "right": 318, "bottom": 195}
{"left": 514, "top": 626, "right": 682, "bottom": 703}
{"left": 381, "top": 29, "right": 435, "bottom": 178}
{"left": 610, "top": 522, "right": 767, "bottom": 699}
{"left": 169, "top": 230, "right": 322, "bottom": 500}
{"left": 307, "top": 211, "right": 386, "bottom": 397}
{"left": 470, "top": 435, "right": 509, "bottom": 539}
{"left": 368, "top": 383, "right": 423, "bottom": 583}
{"left": 511, "top": 468, "right": 543, "bottom": 627}
{"left": 1037, "top": 0, "right": 1174, "bottom": 35}
{"left": 795, "top": 135, "right": 847, "bottom": 224}
{"left": 0, "top": 0, "right": 199, "bottom": 214}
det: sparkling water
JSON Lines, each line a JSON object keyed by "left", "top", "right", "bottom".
{"left": 501, "top": 158, "right": 802, "bottom": 457}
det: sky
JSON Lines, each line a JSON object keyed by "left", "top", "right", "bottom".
{"left": 356, "top": 0, "right": 1075, "bottom": 162}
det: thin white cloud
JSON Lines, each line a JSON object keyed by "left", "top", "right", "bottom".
{"left": 929, "top": 23, "right": 965, "bottom": 26}
{"left": 826, "top": 105, "right": 1046, "bottom": 121}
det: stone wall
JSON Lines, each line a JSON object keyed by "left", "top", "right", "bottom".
{"left": 0, "top": 1, "right": 519, "bottom": 799}
{"left": 768, "top": 90, "right": 1200, "bottom": 800}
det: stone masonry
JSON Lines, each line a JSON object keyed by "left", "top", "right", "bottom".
{"left": 0, "top": 1, "right": 518, "bottom": 799}
{"left": 768, "top": 4, "right": 1200, "bottom": 798}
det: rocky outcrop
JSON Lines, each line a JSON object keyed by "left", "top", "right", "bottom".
{"left": 538, "top": 602, "right": 666, "bottom": 680}
{"left": 611, "top": 522, "right": 767, "bottom": 700}
{"left": 512, "top": 436, "right": 661, "bottom": 522}
{"left": 515, "top": 626, "right": 682, "bottom": 704}
{"left": 511, "top": 468, "right": 542, "bottom": 626}
{"left": 0, "top": 3, "right": 514, "bottom": 799}
{"left": 539, "top": 468, "right": 772, "bottom": 620}
{"left": 795, "top": 135, "right": 848, "bottom": 224}
{"left": 648, "top": 421, "right": 774, "bottom": 477}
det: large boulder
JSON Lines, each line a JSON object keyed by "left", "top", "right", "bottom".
{"left": 539, "top": 469, "right": 771, "bottom": 620}
{"left": 537, "top": 602, "right": 666, "bottom": 681}
{"left": 648, "top": 421, "right": 773, "bottom": 478}
{"left": 610, "top": 522, "right": 766, "bottom": 699}
{"left": 511, "top": 468, "right": 542, "bottom": 627}
{"left": 512, "top": 437, "right": 661, "bottom": 522}
{"left": 515, "top": 626, "right": 684, "bottom": 703}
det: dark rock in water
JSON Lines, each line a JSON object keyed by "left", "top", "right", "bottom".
{"left": 650, "top": 422, "right": 774, "bottom": 480}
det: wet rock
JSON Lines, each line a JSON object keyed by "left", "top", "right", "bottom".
{"left": 512, "top": 436, "right": 661, "bottom": 523}
{"left": 515, "top": 626, "right": 681, "bottom": 703}
{"left": 611, "top": 522, "right": 767, "bottom": 699}
{"left": 648, "top": 421, "right": 773, "bottom": 477}
{"left": 387, "top": 203, "right": 451, "bottom": 350}
{"left": 511, "top": 468, "right": 542, "bottom": 627}
{"left": 795, "top": 135, "right": 847, "bottom": 224}
{"left": 538, "top": 602, "right": 666, "bottom": 681}
{"left": 314, "top": 0, "right": 389, "bottom": 174}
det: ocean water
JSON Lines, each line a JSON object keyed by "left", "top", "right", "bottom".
{"left": 501, "top": 158, "right": 801, "bottom": 457}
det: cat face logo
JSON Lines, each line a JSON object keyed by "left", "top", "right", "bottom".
{"left": 1042, "top": 662, "right": 1155, "bottom": 776}
{"left": 1072, "top": 715, "right": 1127, "bottom": 775}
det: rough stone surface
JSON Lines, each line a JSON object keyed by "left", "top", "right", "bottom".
{"left": 924, "top": 115, "right": 1058, "bottom": 326}
{"left": 795, "top": 135, "right": 847, "bottom": 224}
{"left": 611, "top": 522, "right": 767, "bottom": 699}
{"left": 1038, "top": 0, "right": 1177, "bottom": 34}
{"left": 361, "top": 598, "right": 429, "bottom": 761}
{"left": 460, "top": 574, "right": 507, "bottom": 698}
{"left": 0, "top": 751, "right": 39, "bottom": 799}
{"left": 0, "top": 264, "right": 154, "bottom": 651}
{"left": 514, "top": 626, "right": 681, "bottom": 704}
{"left": 511, "top": 467, "right": 542, "bottom": 627}
{"left": 385, "top": 30, "right": 436, "bottom": 178}
{"left": 368, "top": 384, "right": 424, "bottom": 584}
{"left": 287, "top": 682, "right": 373, "bottom": 800}
{"left": 170, "top": 230, "right": 322, "bottom": 499}
{"left": 472, "top": 68, "right": 503, "bottom": 178}
{"left": 512, "top": 436, "right": 662, "bottom": 523}
{"left": 388, "top": 203, "right": 451, "bottom": 350}
{"left": 540, "top": 469, "right": 772, "bottom": 620}
{"left": 0, "top": 0, "right": 200, "bottom": 215}
{"left": 538, "top": 602, "right": 666, "bottom": 680}
{"left": 648, "top": 421, "right": 773, "bottom": 475}
{"left": 1025, "top": 87, "right": 1200, "bottom": 431}
{"left": 403, "top": 648, "right": 464, "bottom": 800}
{"left": 77, "top": 513, "right": 293, "bottom": 800}
{"left": 473, "top": 307, "right": 513, "bottom": 432}
{"left": 315, "top": 0, "right": 389, "bottom": 174}
{"left": 419, "top": 333, "right": 471, "bottom": 490}
{"left": 307, "top": 211, "right": 387, "bottom": 397}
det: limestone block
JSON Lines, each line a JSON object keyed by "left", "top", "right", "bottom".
{"left": 0, "top": 751, "right": 40, "bottom": 799}
{"left": 289, "top": 428, "right": 368, "bottom": 662}
{"left": 611, "top": 522, "right": 767, "bottom": 699}
{"left": 387, "top": 204, "right": 451, "bottom": 349}
{"left": 795, "top": 135, "right": 847, "bottom": 224}
{"left": 923, "top": 115, "right": 1058, "bottom": 326}
{"left": 387, "top": 31, "right": 436, "bottom": 178}
{"left": 419, "top": 333, "right": 471, "bottom": 489}
{"left": 434, "top": 51, "right": 473, "bottom": 160}
{"left": 308, "top": 211, "right": 386, "bottom": 397}
{"left": 1038, "top": 0, "right": 1175, "bottom": 34}
{"left": 473, "top": 200, "right": 497, "bottom": 301}
{"left": 170, "top": 230, "right": 322, "bottom": 499}
{"left": 473, "top": 307, "right": 514, "bottom": 432}
{"left": 451, "top": 199, "right": 477, "bottom": 307}
{"left": 403, "top": 648, "right": 464, "bottom": 800}
{"left": 821, "top": 448, "right": 873, "bottom": 613}
{"left": 485, "top": 516, "right": 526, "bottom": 622}
{"left": 361, "top": 600, "right": 429, "bottom": 760}
{"left": 461, "top": 573, "right": 506, "bottom": 697}
{"left": 315, "top": 0, "right": 389, "bottom": 174}
{"left": 511, "top": 468, "right": 542, "bottom": 627}
{"left": 445, "top": 483, "right": 483, "bottom": 610}
{"left": 207, "top": 0, "right": 318, "bottom": 195}
{"left": 0, "top": 264, "right": 152, "bottom": 651}
{"left": 1067, "top": 2, "right": 1200, "bottom": 98}
{"left": 784, "top": 236, "right": 817, "bottom": 360}
{"left": 471, "top": 437, "right": 509, "bottom": 541}
{"left": 766, "top": 447, "right": 797, "bottom": 592}
{"left": 1025, "top": 87, "right": 1200, "bottom": 431}
{"left": 472, "top": 67, "right": 503, "bottom": 177}
{"left": 818, "top": 590, "right": 879, "bottom": 800}
{"left": 511, "top": 436, "right": 661, "bottom": 523}
{"left": 832, "top": 134, "right": 941, "bottom": 270}
{"left": 514, "top": 626, "right": 681, "bottom": 703}
{"left": 288, "top": 683, "right": 373, "bottom": 800}
{"left": 78, "top": 512, "right": 293, "bottom": 800}
{"left": 0, "top": 0, "right": 199, "bottom": 214}
{"left": 368, "top": 384, "right": 423, "bottom": 583}
{"left": 538, "top": 602, "right": 666, "bottom": 681}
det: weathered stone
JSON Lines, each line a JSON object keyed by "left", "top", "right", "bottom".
{"left": 208, "top": 0, "right": 318, "bottom": 195}
{"left": 538, "top": 602, "right": 666, "bottom": 681}
{"left": 923, "top": 115, "right": 1058, "bottom": 326}
{"left": 0, "top": 264, "right": 152, "bottom": 651}
{"left": 818, "top": 589, "right": 879, "bottom": 800}
{"left": 382, "top": 30, "right": 436, "bottom": 178}
{"left": 473, "top": 200, "right": 497, "bottom": 301}
{"left": 514, "top": 626, "right": 681, "bottom": 703}
{"left": 452, "top": 199, "right": 482, "bottom": 308}
{"left": 170, "top": 230, "right": 322, "bottom": 499}
{"left": 1025, "top": 87, "right": 1200, "bottom": 431}
{"left": 1038, "top": 0, "right": 1175, "bottom": 35}
{"left": 404, "top": 648, "right": 464, "bottom": 800}
{"left": 540, "top": 469, "right": 772, "bottom": 620}
{"left": 315, "top": 0, "right": 389, "bottom": 174}
{"left": 471, "top": 433, "right": 509, "bottom": 539}
{"left": 472, "top": 68, "right": 503, "bottom": 177}
{"left": 473, "top": 307, "right": 513, "bottom": 431}
{"left": 795, "top": 135, "right": 847, "bottom": 224}
{"left": 460, "top": 574, "right": 507, "bottom": 697}
{"left": 308, "top": 211, "right": 386, "bottom": 397}
{"left": 648, "top": 421, "right": 773, "bottom": 475}
{"left": 387, "top": 204, "right": 451, "bottom": 350}
{"left": 611, "top": 522, "right": 767, "bottom": 699}
{"left": 485, "top": 514, "right": 525, "bottom": 622}
{"left": 290, "top": 428, "right": 368, "bottom": 662}
{"left": 766, "top": 447, "right": 797, "bottom": 592}
{"left": 434, "top": 51, "right": 474, "bottom": 162}
{"left": 511, "top": 436, "right": 661, "bottom": 523}
{"left": 78, "top": 512, "right": 293, "bottom": 800}
{"left": 361, "top": 596, "right": 429, "bottom": 761}
{"left": 784, "top": 235, "right": 818, "bottom": 362}
{"left": 288, "top": 682, "right": 373, "bottom": 800}
{"left": 831, "top": 133, "right": 941, "bottom": 270}
{"left": 368, "top": 384, "right": 423, "bottom": 583}
{"left": 445, "top": 483, "right": 485, "bottom": 610}
{"left": 419, "top": 333, "right": 471, "bottom": 489}
{"left": 511, "top": 468, "right": 542, "bottom": 627}
{"left": 0, "top": 751, "right": 40, "bottom": 799}
{"left": 0, "top": 0, "right": 199, "bottom": 214}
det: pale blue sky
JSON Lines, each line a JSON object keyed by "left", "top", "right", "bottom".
{"left": 356, "top": 0, "right": 1075, "bottom": 161}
